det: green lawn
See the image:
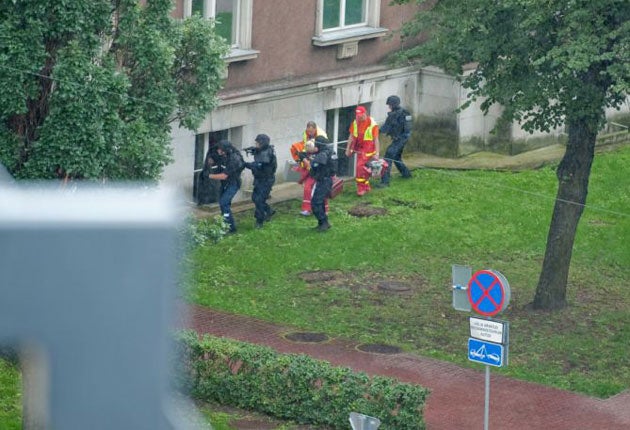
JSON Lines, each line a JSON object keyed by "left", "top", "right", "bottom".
{"left": 1, "top": 146, "right": 628, "bottom": 429}
{"left": 0, "top": 358, "right": 21, "bottom": 430}
{"left": 184, "top": 145, "right": 630, "bottom": 398}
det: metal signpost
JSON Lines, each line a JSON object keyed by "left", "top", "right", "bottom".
{"left": 452, "top": 266, "right": 511, "bottom": 430}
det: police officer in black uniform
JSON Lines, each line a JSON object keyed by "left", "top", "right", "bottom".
{"left": 209, "top": 140, "right": 245, "bottom": 233}
{"left": 379, "top": 95, "right": 412, "bottom": 186}
{"left": 245, "top": 134, "right": 277, "bottom": 229}
{"left": 305, "top": 136, "right": 334, "bottom": 232}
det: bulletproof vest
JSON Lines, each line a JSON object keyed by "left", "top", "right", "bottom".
{"left": 310, "top": 150, "right": 331, "bottom": 180}
{"left": 401, "top": 109, "right": 412, "bottom": 134}
{"left": 254, "top": 146, "right": 277, "bottom": 174}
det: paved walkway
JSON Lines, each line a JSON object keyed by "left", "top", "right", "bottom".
{"left": 179, "top": 304, "right": 630, "bottom": 430}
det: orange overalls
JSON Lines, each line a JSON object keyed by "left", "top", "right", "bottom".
{"left": 349, "top": 117, "right": 379, "bottom": 196}
{"left": 290, "top": 128, "right": 328, "bottom": 213}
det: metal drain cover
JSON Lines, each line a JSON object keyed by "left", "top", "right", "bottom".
{"left": 284, "top": 332, "right": 329, "bottom": 343}
{"left": 357, "top": 343, "right": 402, "bottom": 354}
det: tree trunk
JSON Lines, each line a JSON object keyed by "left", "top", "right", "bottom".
{"left": 533, "top": 119, "right": 597, "bottom": 310}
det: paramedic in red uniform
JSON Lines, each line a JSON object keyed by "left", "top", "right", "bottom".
{"left": 290, "top": 121, "right": 328, "bottom": 215}
{"left": 345, "top": 106, "right": 380, "bottom": 196}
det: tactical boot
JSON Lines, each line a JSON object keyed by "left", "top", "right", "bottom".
{"left": 317, "top": 221, "right": 331, "bottom": 232}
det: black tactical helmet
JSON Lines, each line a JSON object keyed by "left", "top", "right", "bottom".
{"left": 217, "top": 139, "right": 233, "bottom": 153}
{"left": 386, "top": 95, "right": 401, "bottom": 109}
{"left": 255, "top": 133, "right": 270, "bottom": 148}
{"left": 314, "top": 135, "right": 329, "bottom": 151}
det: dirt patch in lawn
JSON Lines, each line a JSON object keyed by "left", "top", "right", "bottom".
{"left": 299, "top": 270, "right": 343, "bottom": 283}
{"left": 298, "top": 270, "right": 428, "bottom": 296}
{"left": 347, "top": 203, "right": 388, "bottom": 217}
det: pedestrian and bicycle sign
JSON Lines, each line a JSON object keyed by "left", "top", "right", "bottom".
{"left": 468, "top": 338, "right": 505, "bottom": 367}
{"left": 467, "top": 270, "right": 511, "bottom": 317}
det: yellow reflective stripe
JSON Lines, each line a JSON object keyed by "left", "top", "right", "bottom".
{"left": 365, "top": 151, "right": 376, "bottom": 157}
{"left": 364, "top": 122, "right": 374, "bottom": 141}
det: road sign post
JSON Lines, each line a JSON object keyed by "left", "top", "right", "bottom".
{"left": 461, "top": 269, "right": 512, "bottom": 430}
{"left": 467, "top": 270, "right": 511, "bottom": 317}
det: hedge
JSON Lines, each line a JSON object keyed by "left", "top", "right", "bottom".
{"left": 174, "top": 330, "right": 429, "bottom": 429}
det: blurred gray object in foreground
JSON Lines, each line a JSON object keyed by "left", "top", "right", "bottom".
{"left": 0, "top": 185, "right": 202, "bottom": 430}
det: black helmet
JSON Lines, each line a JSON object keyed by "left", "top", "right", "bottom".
{"left": 386, "top": 95, "right": 400, "bottom": 109}
{"left": 217, "top": 139, "right": 233, "bottom": 153}
{"left": 314, "top": 135, "right": 329, "bottom": 151}
{"left": 255, "top": 133, "right": 270, "bottom": 148}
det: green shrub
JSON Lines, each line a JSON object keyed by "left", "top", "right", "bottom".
{"left": 180, "top": 216, "right": 229, "bottom": 249}
{"left": 174, "top": 331, "right": 429, "bottom": 430}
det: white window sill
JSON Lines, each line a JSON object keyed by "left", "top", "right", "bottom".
{"left": 312, "top": 26, "right": 388, "bottom": 47}
{"left": 224, "top": 47, "right": 260, "bottom": 63}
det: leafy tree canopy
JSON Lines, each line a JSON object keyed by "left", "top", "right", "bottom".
{"left": 393, "top": 0, "right": 629, "bottom": 133}
{"left": 393, "top": 0, "right": 629, "bottom": 309}
{"left": 0, "top": 0, "right": 228, "bottom": 181}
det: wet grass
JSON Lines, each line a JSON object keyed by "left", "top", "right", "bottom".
{"left": 0, "top": 359, "right": 21, "bottom": 430}
{"left": 184, "top": 145, "right": 630, "bottom": 398}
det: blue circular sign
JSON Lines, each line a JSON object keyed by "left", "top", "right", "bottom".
{"left": 467, "top": 270, "right": 510, "bottom": 316}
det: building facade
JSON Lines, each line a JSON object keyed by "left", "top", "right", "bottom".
{"left": 163, "top": 0, "right": 442, "bottom": 202}
{"left": 163, "top": 1, "right": 630, "bottom": 202}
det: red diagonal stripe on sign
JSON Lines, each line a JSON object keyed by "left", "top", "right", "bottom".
{"left": 472, "top": 277, "right": 500, "bottom": 308}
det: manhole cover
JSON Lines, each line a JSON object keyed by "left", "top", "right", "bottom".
{"left": 356, "top": 343, "right": 402, "bottom": 354}
{"left": 377, "top": 281, "right": 411, "bottom": 292}
{"left": 284, "top": 332, "right": 329, "bottom": 343}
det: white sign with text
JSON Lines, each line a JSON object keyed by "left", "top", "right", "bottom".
{"left": 469, "top": 317, "right": 507, "bottom": 344}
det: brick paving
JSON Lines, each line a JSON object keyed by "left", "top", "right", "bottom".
{"left": 179, "top": 304, "right": 630, "bottom": 430}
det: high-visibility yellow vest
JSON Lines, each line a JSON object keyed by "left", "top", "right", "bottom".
{"left": 351, "top": 118, "right": 377, "bottom": 142}
{"left": 302, "top": 127, "right": 328, "bottom": 144}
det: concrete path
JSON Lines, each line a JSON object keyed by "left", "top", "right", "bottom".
{"left": 179, "top": 304, "right": 630, "bottom": 430}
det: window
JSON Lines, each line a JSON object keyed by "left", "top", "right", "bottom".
{"left": 323, "top": 0, "right": 366, "bottom": 30}
{"left": 184, "top": 0, "right": 258, "bottom": 62}
{"left": 313, "top": 0, "right": 388, "bottom": 57}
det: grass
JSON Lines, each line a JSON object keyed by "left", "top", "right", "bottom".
{"left": 183, "top": 145, "right": 630, "bottom": 398}
{"left": 0, "top": 358, "right": 21, "bottom": 430}
{"left": 0, "top": 147, "right": 627, "bottom": 429}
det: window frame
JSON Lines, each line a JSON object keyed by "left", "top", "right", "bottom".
{"left": 322, "top": 0, "right": 368, "bottom": 32}
{"left": 313, "top": 0, "right": 387, "bottom": 48}
{"left": 183, "top": 0, "right": 258, "bottom": 62}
